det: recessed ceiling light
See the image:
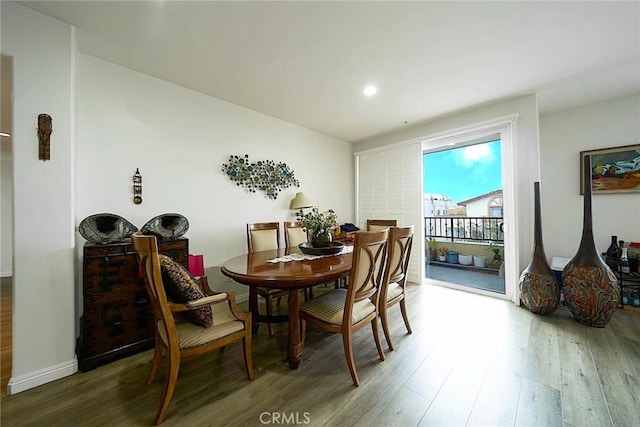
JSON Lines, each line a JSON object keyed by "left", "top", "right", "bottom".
{"left": 0, "top": 132, "right": 11, "bottom": 138}
{"left": 363, "top": 85, "right": 378, "bottom": 96}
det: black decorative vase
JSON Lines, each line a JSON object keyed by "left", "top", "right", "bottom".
{"left": 519, "top": 182, "right": 560, "bottom": 315}
{"left": 562, "top": 156, "right": 619, "bottom": 327}
{"left": 310, "top": 229, "right": 333, "bottom": 248}
{"left": 605, "top": 235, "right": 619, "bottom": 269}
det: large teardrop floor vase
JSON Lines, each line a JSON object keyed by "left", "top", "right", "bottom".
{"left": 519, "top": 182, "right": 559, "bottom": 315}
{"left": 562, "top": 156, "right": 619, "bottom": 327}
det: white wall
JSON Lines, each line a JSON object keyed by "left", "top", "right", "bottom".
{"left": 1, "top": 2, "right": 77, "bottom": 393}
{"left": 465, "top": 197, "right": 491, "bottom": 217}
{"left": 539, "top": 94, "right": 640, "bottom": 260}
{"left": 76, "top": 54, "right": 354, "bottom": 302}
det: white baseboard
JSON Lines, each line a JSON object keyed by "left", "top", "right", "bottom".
{"left": 236, "top": 291, "right": 248, "bottom": 304}
{"left": 0, "top": 270, "right": 12, "bottom": 278}
{"left": 7, "top": 358, "right": 78, "bottom": 395}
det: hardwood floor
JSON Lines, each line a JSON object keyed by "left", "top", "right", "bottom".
{"left": 1, "top": 282, "right": 639, "bottom": 426}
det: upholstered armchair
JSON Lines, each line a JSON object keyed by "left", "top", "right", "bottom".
{"left": 132, "top": 232, "right": 254, "bottom": 425}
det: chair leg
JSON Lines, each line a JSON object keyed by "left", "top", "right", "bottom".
{"left": 153, "top": 350, "right": 180, "bottom": 425}
{"left": 243, "top": 336, "right": 255, "bottom": 381}
{"left": 371, "top": 318, "right": 386, "bottom": 362}
{"left": 342, "top": 331, "right": 359, "bottom": 386}
{"left": 400, "top": 298, "right": 412, "bottom": 334}
{"left": 265, "top": 295, "right": 275, "bottom": 337}
{"left": 146, "top": 343, "right": 163, "bottom": 385}
{"left": 380, "top": 303, "right": 395, "bottom": 351}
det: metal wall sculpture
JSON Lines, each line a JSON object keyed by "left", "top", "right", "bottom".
{"left": 222, "top": 154, "right": 299, "bottom": 200}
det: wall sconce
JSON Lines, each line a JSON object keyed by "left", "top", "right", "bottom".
{"left": 290, "top": 192, "right": 313, "bottom": 218}
{"left": 133, "top": 168, "right": 142, "bottom": 204}
{"left": 37, "top": 113, "right": 52, "bottom": 160}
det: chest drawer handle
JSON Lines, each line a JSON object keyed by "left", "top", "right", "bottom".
{"left": 137, "top": 311, "right": 149, "bottom": 327}
{"left": 135, "top": 292, "right": 150, "bottom": 306}
{"left": 110, "top": 315, "right": 124, "bottom": 336}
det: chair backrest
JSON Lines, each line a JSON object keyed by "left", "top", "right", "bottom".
{"left": 366, "top": 219, "right": 397, "bottom": 231}
{"left": 382, "top": 226, "right": 414, "bottom": 293}
{"left": 284, "top": 221, "right": 308, "bottom": 247}
{"left": 247, "top": 222, "right": 281, "bottom": 253}
{"left": 131, "top": 232, "right": 178, "bottom": 346}
{"left": 345, "top": 230, "right": 389, "bottom": 313}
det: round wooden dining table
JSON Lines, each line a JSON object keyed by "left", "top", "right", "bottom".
{"left": 221, "top": 246, "right": 353, "bottom": 369}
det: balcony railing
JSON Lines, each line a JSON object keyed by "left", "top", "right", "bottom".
{"left": 425, "top": 216, "right": 504, "bottom": 243}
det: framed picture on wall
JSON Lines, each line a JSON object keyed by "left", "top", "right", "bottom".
{"left": 580, "top": 144, "right": 640, "bottom": 194}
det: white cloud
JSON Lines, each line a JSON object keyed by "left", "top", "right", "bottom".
{"left": 463, "top": 144, "right": 491, "bottom": 162}
{"left": 454, "top": 144, "right": 494, "bottom": 168}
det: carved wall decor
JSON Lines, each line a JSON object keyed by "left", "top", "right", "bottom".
{"left": 38, "top": 113, "right": 52, "bottom": 160}
{"left": 133, "top": 168, "right": 142, "bottom": 204}
{"left": 222, "top": 154, "right": 300, "bottom": 200}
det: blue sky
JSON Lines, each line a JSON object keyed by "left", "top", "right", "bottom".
{"left": 423, "top": 140, "right": 502, "bottom": 203}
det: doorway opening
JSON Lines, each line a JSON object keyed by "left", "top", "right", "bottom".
{"left": 1, "top": 53, "right": 13, "bottom": 395}
{"left": 423, "top": 135, "right": 506, "bottom": 296}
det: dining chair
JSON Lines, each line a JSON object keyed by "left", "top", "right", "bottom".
{"left": 132, "top": 232, "right": 254, "bottom": 425}
{"left": 247, "top": 222, "right": 289, "bottom": 336}
{"left": 299, "top": 229, "right": 389, "bottom": 386}
{"left": 284, "top": 220, "right": 333, "bottom": 298}
{"left": 283, "top": 221, "right": 308, "bottom": 248}
{"left": 379, "top": 226, "right": 414, "bottom": 351}
{"left": 366, "top": 219, "right": 397, "bottom": 231}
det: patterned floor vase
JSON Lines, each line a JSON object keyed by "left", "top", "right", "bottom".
{"left": 519, "top": 182, "right": 559, "bottom": 315}
{"left": 520, "top": 271, "right": 560, "bottom": 315}
{"left": 562, "top": 156, "right": 619, "bottom": 328}
{"left": 562, "top": 263, "right": 619, "bottom": 327}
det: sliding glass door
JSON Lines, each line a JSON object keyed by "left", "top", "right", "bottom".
{"left": 423, "top": 138, "right": 506, "bottom": 295}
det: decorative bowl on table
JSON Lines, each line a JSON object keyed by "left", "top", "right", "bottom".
{"left": 299, "top": 242, "right": 345, "bottom": 256}
{"left": 79, "top": 213, "right": 138, "bottom": 244}
{"left": 141, "top": 213, "right": 189, "bottom": 239}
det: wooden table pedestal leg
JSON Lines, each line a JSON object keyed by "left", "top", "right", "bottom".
{"left": 249, "top": 287, "right": 259, "bottom": 335}
{"left": 287, "top": 289, "right": 302, "bottom": 369}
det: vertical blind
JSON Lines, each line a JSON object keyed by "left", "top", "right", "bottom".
{"left": 356, "top": 142, "right": 423, "bottom": 284}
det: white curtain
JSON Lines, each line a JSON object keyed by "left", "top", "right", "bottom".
{"left": 355, "top": 142, "right": 423, "bottom": 284}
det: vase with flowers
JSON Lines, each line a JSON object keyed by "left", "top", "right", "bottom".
{"left": 299, "top": 207, "right": 338, "bottom": 248}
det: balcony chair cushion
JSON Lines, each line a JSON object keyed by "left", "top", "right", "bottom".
{"left": 159, "top": 254, "right": 213, "bottom": 327}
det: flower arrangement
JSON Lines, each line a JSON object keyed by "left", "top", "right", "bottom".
{"left": 299, "top": 207, "right": 338, "bottom": 238}
{"left": 439, "top": 246, "right": 449, "bottom": 256}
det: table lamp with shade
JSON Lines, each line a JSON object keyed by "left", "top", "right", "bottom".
{"left": 290, "top": 192, "right": 313, "bottom": 218}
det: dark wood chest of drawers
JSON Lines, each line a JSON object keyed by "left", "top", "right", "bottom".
{"left": 78, "top": 238, "right": 188, "bottom": 372}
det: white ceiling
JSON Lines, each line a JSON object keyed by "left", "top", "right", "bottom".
{"left": 15, "top": 1, "right": 640, "bottom": 143}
